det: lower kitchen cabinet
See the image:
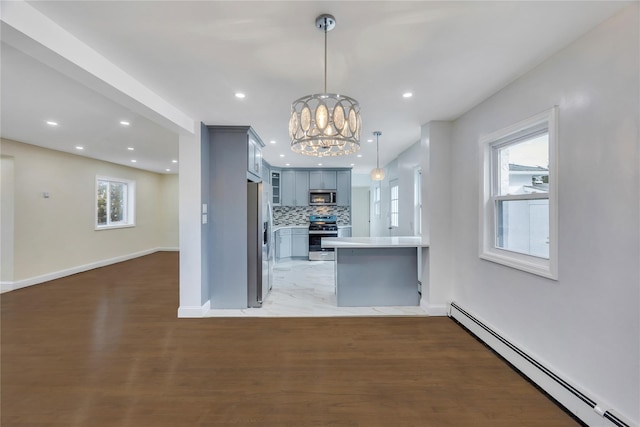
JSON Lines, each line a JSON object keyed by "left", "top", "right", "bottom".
{"left": 276, "top": 229, "right": 292, "bottom": 260}
{"left": 291, "top": 229, "right": 309, "bottom": 258}
{"left": 277, "top": 228, "right": 309, "bottom": 260}
{"left": 338, "top": 227, "right": 352, "bottom": 237}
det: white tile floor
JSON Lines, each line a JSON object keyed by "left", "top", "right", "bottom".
{"left": 205, "top": 259, "right": 429, "bottom": 317}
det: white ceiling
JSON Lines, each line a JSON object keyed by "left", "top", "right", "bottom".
{"left": 1, "top": 1, "right": 629, "bottom": 175}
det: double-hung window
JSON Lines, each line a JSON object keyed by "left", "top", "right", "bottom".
{"left": 414, "top": 168, "right": 422, "bottom": 236}
{"left": 96, "top": 176, "right": 136, "bottom": 229}
{"left": 373, "top": 185, "right": 381, "bottom": 217}
{"left": 390, "top": 179, "right": 399, "bottom": 228}
{"left": 480, "top": 107, "right": 557, "bottom": 279}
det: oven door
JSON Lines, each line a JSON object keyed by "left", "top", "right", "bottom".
{"left": 308, "top": 231, "right": 338, "bottom": 261}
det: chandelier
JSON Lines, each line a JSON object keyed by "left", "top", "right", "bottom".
{"left": 370, "top": 131, "right": 385, "bottom": 181}
{"left": 289, "top": 14, "right": 361, "bottom": 157}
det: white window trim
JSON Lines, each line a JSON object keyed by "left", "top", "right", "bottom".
{"left": 95, "top": 175, "right": 136, "bottom": 230}
{"left": 390, "top": 179, "right": 399, "bottom": 228}
{"left": 414, "top": 167, "right": 422, "bottom": 236}
{"left": 479, "top": 107, "right": 558, "bottom": 280}
{"left": 373, "top": 184, "right": 381, "bottom": 218}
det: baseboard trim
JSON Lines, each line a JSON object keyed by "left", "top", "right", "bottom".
{"left": 178, "top": 300, "right": 210, "bottom": 318}
{"left": 449, "top": 302, "right": 634, "bottom": 427}
{"left": 419, "top": 298, "right": 448, "bottom": 316}
{"left": 1, "top": 248, "right": 175, "bottom": 293}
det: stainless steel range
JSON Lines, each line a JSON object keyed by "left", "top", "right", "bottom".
{"left": 308, "top": 214, "right": 338, "bottom": 261}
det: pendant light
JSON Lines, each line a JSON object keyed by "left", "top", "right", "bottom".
{"left": 289, "top": 14, "right": 361, "bottom": 157}
{"left": 370, "top": 131, "right": 385, "bottom": 181}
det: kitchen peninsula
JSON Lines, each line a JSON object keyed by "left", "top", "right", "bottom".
{"left": 322, "top": 237, "right": 429, "bottom": 307}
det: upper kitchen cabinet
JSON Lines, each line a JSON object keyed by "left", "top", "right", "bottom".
{"left": 281, "top": 170, "right": 309, "bottom": 206}
{"left": 309, "top": 170, "right": 337, "bottom": 190}
{"left": 262, "top": 162, "right": 271, "bottom": 185}
{"left": 271, "top": 169, "right": 281, "bottom": 206}
{"left": 247, "top": 134, "right": 264, "bottom": 182}
{"left": 336, "top": 170, "right": 351, "bottom": 206}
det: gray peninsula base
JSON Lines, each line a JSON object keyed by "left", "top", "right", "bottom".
{"left": 335, "top": 247, "right": 420, "bottom": 307}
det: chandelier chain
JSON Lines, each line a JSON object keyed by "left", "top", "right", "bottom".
{"left": 324, "top": 18, "right": 328, "bottom": 93}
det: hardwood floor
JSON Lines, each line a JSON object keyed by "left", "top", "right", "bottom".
{"left": 1, "top": 252, "right": 580, "bottom": 426}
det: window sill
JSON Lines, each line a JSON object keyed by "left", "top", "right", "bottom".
{"left": 95, "top": 224, "right": 136, "bottom": 231}
{"left": 480, "top": 249, "right": 557, "bottom": 280}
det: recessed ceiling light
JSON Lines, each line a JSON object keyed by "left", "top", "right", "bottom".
{"left": 318, "top": 163, "right": 323, "bottom": 166}
{"left": 131, "top": 160, "right": 137, "bottom": 163}
{"left": 172, "top": 159, "right": 178, "bottom": 163}
{"left": 367, "top": 139, "right": 373, "bottom": 143}
{"left": 350, "top": 163, "right": 355, "bottom": 166}
{"left": 235, "top": 92, "right": 246, "bottom": 99}
{"left": 127, "top": 147, "right": 135, "bottom": 151}
{"left": 285, "top": 163, "right": 290, "bottom": 166}
{"left": 120, "top": 120, "right": 130, "bottom": 126}
{"left": 270, "top": 140, "right": 276, "bottom": 144}
{"left": 279, "top": 154, "right": 285, "bottom": 157}
{"left": 357, "top": 154, "right": 363, "bottom": 158}
{"left": 46, "top": 121, "right": 58, "bottom": 126}
{"left": 402, "top": 92, "right": 413, "bottom": 98}
{"left": 166, "top": 168, "right": 171, "bottom": 172}
{"left": 75, "top": 146, "right": 84, "bottom": 150}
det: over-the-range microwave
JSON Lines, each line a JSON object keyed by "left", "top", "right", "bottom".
{"left": 309, "top": 189, "right": 337, "bottom": 206}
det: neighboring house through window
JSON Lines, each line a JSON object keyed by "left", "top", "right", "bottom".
{"left": 96, "top": 176, "right": 136, "bottom": 229}
{"left": 479, "top": 107, "right": 558, "bottom": 279}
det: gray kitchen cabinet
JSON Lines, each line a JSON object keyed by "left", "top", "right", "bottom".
{"left": 276, "top": 228, "right": 292, "bottom": 260}
{"left": 338, "top": 227, "right": 352, "bottom": 237}
{"left": 206, "top": 125, "right": 266, "bottom": 308}
{"left": 281, "top": 171, "right": 295, "bottom": 206}
{"left": 291, "top": 229, "right": 309, "bottom": 258}
{"left": 294, "top": 171, "right": 309, "bottom": 206}
{"left": 336, "top": 170, "right": 351, "bottom": 206}
{"left": 281, "top": 170, "right": 309, "bottom": 206}
{"left": 309, "top": 170, "right": 337, "bottom": 190}
{"left": 271, "top": 170, "right": 281, "bottom": 205}
{"left": 247, "top": 135, "right": 263, "bottom": 182}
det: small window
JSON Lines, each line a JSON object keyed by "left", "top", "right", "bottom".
{"left": 390, "top": 179, "right": 399, "bottom": 228}
{"left": 373, "top": 185, "right": 381, "bottom": 217}
{"left": 96, "top": 176, "right": 135, "bottom": 229}
{"left": 414, "top": 168, "right": 422, "bottom": 236}
{"left": 480, "top": 107, "right": 557, "bottom": 279}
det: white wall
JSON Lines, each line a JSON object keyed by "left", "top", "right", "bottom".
{"left": 448, "top": 5, "right": 638, "bottom": 424}
{"left": 159, "top": 173, "right": 179, "bottom": 248}
{"left": 351, "top": 187, "right": 370, "bottom": 237}
{"left": 370, "top": 141, "right": 422, "bottom": 237}
{"left": 1, "top": 156, "right": 15, "bottom": 282}
{"left": 0, "top": 138, "right": 179, "bottom": 288}
{"left": 422, "top": 122, "right": 453, "bottom": 314}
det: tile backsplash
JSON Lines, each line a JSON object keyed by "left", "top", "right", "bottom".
{"left": 273, "top": 206, "right": 350, "bottom": 226}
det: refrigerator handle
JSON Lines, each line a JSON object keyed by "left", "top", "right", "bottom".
{"left": 263, "top": 222, "right": 268, "bottom": 246}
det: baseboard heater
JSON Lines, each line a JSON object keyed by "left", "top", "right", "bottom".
{"left": 449, "top": 301, "right": 631, "bottom": 427}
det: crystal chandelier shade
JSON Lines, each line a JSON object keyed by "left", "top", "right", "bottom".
{"left": 290, "top": 14, "right": 361, "bottom": 157}
{"left": 289, "top": 93, "right": 361, "bottom": 156}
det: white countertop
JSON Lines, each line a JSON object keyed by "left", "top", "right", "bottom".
{"left": 273, "top": 225, "right": 308, "bottom": 232}
{"left": 322, "top": 236, "right": 430, "bottom": 249}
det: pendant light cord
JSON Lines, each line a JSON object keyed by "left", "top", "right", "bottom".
{"left": 376, "top": 134, "right": 380, "bottom": 169}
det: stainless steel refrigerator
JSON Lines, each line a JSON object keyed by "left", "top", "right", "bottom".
{"left": 247, "top": 181, "right": 273, "bottom": 307}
